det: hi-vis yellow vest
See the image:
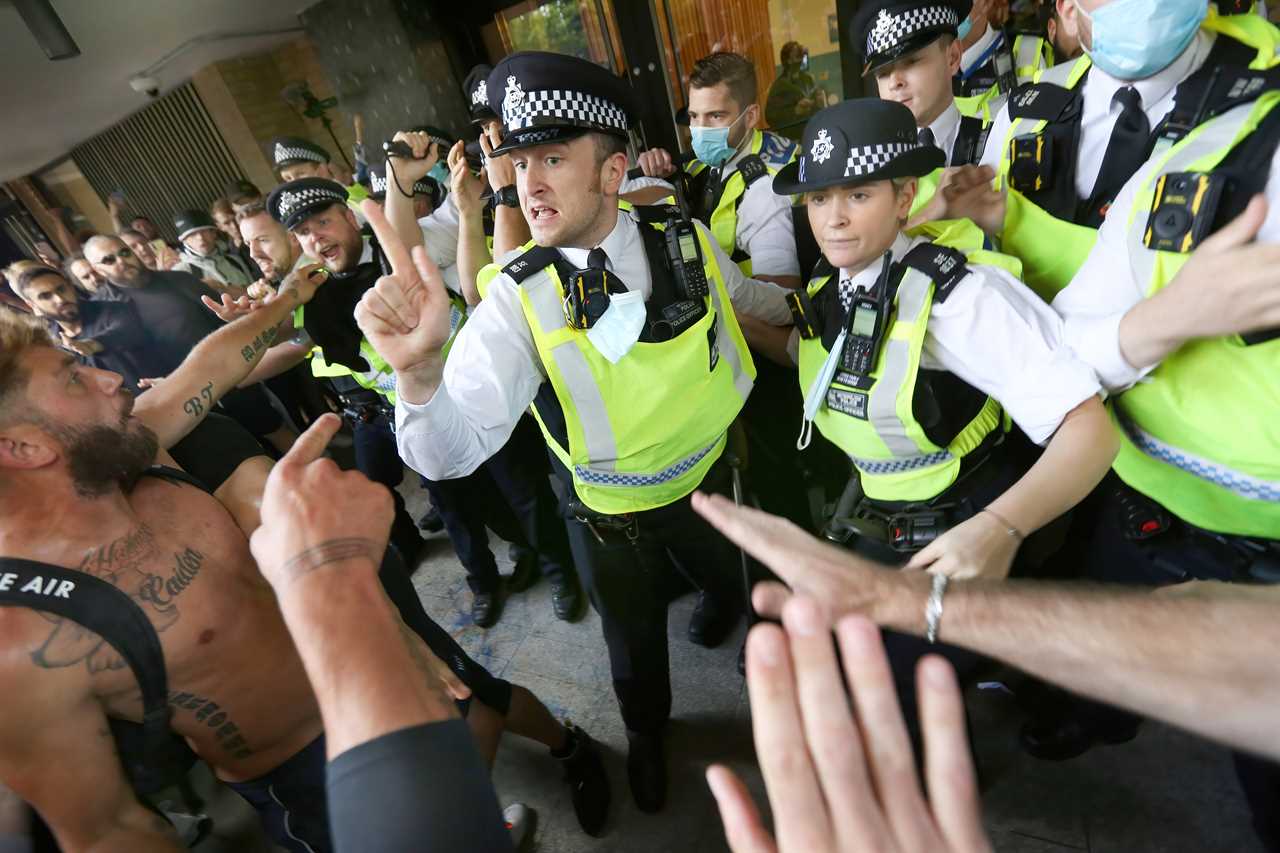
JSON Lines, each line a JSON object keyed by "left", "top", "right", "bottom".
{"left": 1109, "top": 91, "right": 1280, "bottom": 537}
{"left": 796, "top": 224, "right": 1020, "bottom": 503}
{"left": 911, "top": 95, "right": 998, "bottom": 216}
{"left": 991, "top": 11, "right": 1280, "bottom": 300}
{"left": 493, "top": 216, "right": 756, "bottom": 515}
{"left": 964, "top": 32, "right": 1055, "bottom": 116}
{"left": 688, "top": 129, "right": 798, "bottom": 275}
{"left": 293, "top": 292, "right": 466, "bottom": 406}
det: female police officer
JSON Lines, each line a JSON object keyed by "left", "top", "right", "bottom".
{"left": 771, "top": 98, "right": 1117, "bottom": 587}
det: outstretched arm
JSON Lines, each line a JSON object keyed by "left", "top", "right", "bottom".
{"left": 134, "top": 264, "right": 327, "bottom": 448}
{"left": 693, "top": 493, "right": 1280, "bottom": 763}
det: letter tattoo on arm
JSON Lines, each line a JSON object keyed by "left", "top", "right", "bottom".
{"left": 182, "top": 381, "right": 215, "bottom": 419}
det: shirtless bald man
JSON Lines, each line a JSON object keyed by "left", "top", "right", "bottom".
{"left": 0, "top": 267, "right": 607, "bottom": 852}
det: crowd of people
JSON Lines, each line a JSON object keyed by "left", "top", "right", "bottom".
{"left": 0, "top": 0, "right": 1278, "bottom": 850}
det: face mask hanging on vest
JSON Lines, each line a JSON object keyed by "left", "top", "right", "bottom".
{"left": 1072, "top": 0, "right": 1206, "bottom": 81}
{"left": 586, "top": 290, "right": 647, "bottom": 363}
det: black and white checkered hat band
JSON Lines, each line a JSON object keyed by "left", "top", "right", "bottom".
{"left": 866, "top": 6, "right": 959, "bottom": 56}
{"left": 275, "top": 143, "right": 325, "bottom": 166}
{"left": 503, "top": 89, "right": 628, "bottom": 134}
{"left": 370, "top": 172, "right": 431, "bottom": 196}
{"left": 845, "top": 142, "right": 918, "bottom": 176}
{"left": 276, "top": 186, "right": 345, "bottom": 220}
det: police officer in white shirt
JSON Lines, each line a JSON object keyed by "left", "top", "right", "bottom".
{"left": 355, "top": 51, "right": 795, "bottom": 814}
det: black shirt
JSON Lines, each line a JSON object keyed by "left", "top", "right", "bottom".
{"left": 49, "top": 299, "right": 156, "bottom": 390}
{"left": 100, "top": 270, "right": 222, "bottom": 377}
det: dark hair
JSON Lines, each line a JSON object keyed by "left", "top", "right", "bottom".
{"left": 780, "top": 41, "right": 803, "bottom": 64}
{"left": 689, "top": 52, "right": 757, "bottom": 110}
{"left": 5, "top": 261, "right": 67, "bottom": 299}
{"left": 210, "top": 197, "right": 234, "bottom": 219}
{"left": 592, "top": 132, "right": 628, "bottom": 167}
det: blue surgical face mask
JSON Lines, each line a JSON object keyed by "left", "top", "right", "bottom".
{"left": 428, "top": 162, "right": 450, "bottom": 184}
{"left": 586, "top": 290, "right": 646, "bottom": 363}
{"left": 691, "top": 109, "right": 748, "bottom": 166}
{"left": 956, "top": 17, "right": 973, "bottom": 41}
{"left": 1073, "top": 0, "right": 1206, "bottom": 80}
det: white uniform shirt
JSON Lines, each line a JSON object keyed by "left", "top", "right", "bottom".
{"left": 1053, "top": 117, "right": 1280, "bottom": 392}
{"left": 980, "top": 31, "right": 1215, "bottom": 201}
{"left": 396, "top": 209, "right": 795, "bottom": 480}
{"left": 713, "top": 137, "right": 801, "bottom": 278}
{"left": 787, "top": 234, "right": 1102, "bottom": 444}
{"left": 923, "top": 101, "right": 964, "bottom": 165}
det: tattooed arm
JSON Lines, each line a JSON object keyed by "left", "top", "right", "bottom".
{"left": 0, "top": 635, "right": 181, "bottom": 852}
{"left": 134, "top": 263, "right": 328, "bottom": 449}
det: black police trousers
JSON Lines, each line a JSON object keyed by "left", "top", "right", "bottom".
{"left": 564, "top": 461, "right": 742, "bottom": 736}
{"left": 350, "top": 416, "right": 423, "bottom": 564}
{"left": 421, "top": 415, "right": 576, "bottom": 595}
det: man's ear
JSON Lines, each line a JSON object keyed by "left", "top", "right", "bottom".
{"left": 602, "top": 151, "right": 628, "bottom": 196}
{"left": 896, "top": 179, "right": 918, "bottom": 222}
{"left": 0, "top": 428, "right": 58, "bottom": 471}
{"left": 946, "top": 38, "right": 964, "bottom": 76}
{"left": 745, "top": 102, "right": 761, "bottom": 131}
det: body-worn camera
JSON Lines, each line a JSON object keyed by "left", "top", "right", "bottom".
{"left": 1143, "top": 171, "right": 1228, "bottom": 254}
{"left": 1008, "top": 133, "right": 1052, "bottom": 194}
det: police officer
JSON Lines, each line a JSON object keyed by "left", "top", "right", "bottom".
{"left": 768, "top": 97, "right": 1117, "bottom": 738}
{"left": 358, "top": 51, "right": 796, "bottom": 812}
{"left": 637, "top": 51, "right": 802, "bottom": 287}
{"left": 368, "top": 161, "right": 443, "bottom": 219}
{"left": 956, "top": 0, "right": 1280, "bottom": 299}
{"left": 1020, "top": 13, "right": 1280, "bottom": 839}
{"left": 954, "top": 0, "right": 1052, "bottom": 104}
{"left": 269, "top": 135, "right": 370, "bottom": 205}
{"left": 264, "top": 178, "right": 425, "bottom": 564}
{"left": 852, "top": 0, "right": 993, "bottom": 175}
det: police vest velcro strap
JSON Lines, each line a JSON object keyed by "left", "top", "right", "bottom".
{"left": 736, "top": 154, "right": 769, "bottom": 188}
{"left": 787, "top": 288, "right": 820, "bottom": 339}
{"left": 1116, "top": 411, "right": 1280, "bottom": 505}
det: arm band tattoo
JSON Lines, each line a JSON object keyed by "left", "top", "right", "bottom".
{"left": 277, "top": 538, "right": 382, "bottom": 580}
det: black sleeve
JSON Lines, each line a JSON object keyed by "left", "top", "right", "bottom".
{"left": 166, "top": 412, "right": 269, "bottom": 492}
{"left": 326, "top": 720, "right": 513, "bottom": 853}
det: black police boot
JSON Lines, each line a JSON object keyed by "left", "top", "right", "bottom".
{"left": 550, "top": 575, "right": 585, "bottom": 623}
{"left": 688, "top": 590, "right": 737, "bottom": 648}
{"left": 626, "top": 730, "right": 667, "bottom": 813}
{"left": 506, "top": 546, "right": 541, "bottom": 594}
{"left": 553, "top": 725, "right": 611, "bottom": 836}
{"left": 472, "top": 587, "right": 505, "bottom": 629}
{"left": 418, "top": 505, "right": 444, "bottom": 533}
{"left": 1019, "top": 714, "right": 1141, "bottom": 761}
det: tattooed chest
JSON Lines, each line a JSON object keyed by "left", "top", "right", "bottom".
{"left": 34, "top": 525, "right": 218, "bottom": 676}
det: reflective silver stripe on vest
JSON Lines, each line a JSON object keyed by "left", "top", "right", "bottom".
{"left": 851, "top": 448, "right": 953, "bottom": 475}
{"left": 575, "top": 436, "right": 721, "bottom": 488}
{"left": 866, "top": 268, "right": 937, "bottom": 460}
{"left": 524, "top": 270, "right": 619, "bottom": 470}
{"left": 1014, "top": 35, "right": 1042, "bottom": 74}
{"left": 1116, "top": 410, "right": 1280, "bottom": 503}
{"left": 1127, "top": 100, "right": 1261, "bottom": 291}
{"left": 706, "top": 266, "right": 753, "bottom": 401}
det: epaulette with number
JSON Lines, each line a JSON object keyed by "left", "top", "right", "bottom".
{"left": 899, "top": 243, "right": 970, "bottom": 303}
{"left": 502, "top": 245, "right": 563, "bottom": 284}
{"left": 1007, "top": 82, "right": 1077, "bottom": 122}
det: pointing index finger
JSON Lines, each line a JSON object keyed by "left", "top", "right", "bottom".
{"left": 280, "top": 413, "right": 342, "bottom": 469}
{"left": 360, "top": 199, "right": 415, "bottom": 279}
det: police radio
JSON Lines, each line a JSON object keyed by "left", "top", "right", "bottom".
{"left": 666, "top": 220, "right": 709, "bottom": 299}
{"left": 837, "top": 252, "right": 892, "bottom": 382}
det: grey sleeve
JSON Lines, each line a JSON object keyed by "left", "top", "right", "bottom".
{"left": 326, "top": 720, "right": 514, "bottom": 853}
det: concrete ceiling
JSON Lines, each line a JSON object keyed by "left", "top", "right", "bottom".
{"left": 0, "top": 0, "right": 318, "bottom": 182}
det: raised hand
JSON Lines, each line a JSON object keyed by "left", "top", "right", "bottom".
{"left": 388, "top": 130, "right": 440, "bottom": 184}
{"left": 448, "top": 140, "right": 487, "bottom": 217}
{"left": 354, "top": 199, "right": 453, "bottom": 402}
{"left": 637, "top": 147, "right": 677, "bottom": 178}
{"left": 201, "top": 292, "right": 257, "bottom": 323}
{"left": 278, "top": 262, "right": 330, "bottom": 305}
{"left": 708, "top": 599, "right": 991, "bottom": 853}
{"left": 250, "top": 413, "right": 393, "bottom": 588}
{"left": 479, "top": 125, "right": 515, "bottom": 192}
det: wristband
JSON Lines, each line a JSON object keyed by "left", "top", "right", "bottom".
{"left": 925, "top": 572, "right": 948, "bottom": 644}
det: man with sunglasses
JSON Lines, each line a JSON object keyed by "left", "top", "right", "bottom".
{"left": 83, "top": 235, "right": 297, "bottom": 455}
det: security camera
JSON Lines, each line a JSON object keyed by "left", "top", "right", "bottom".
{"left": 129, "top": 75, "right": 160, "bottom": 98}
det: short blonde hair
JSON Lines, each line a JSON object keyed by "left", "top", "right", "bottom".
{"left": 0, "top": 310, "right": 53, "bottom": 424}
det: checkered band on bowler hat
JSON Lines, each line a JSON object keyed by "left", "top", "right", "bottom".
{"left": 368, "top": 166, "right": 434, "bottom": 200}
{"left": 851, "top": 1, "right": 970, "bottom": 72}
{"left": 266, "top": 178, "right": 349, "bottom": 230}
{"left": 772, "top": 98, "right": 944, "bottom": 196}
{"left": 270, "top": 136, "right": 329, "bottom": 169}
{"left": 487, "top": 52, "right": 635, "bottom": 154}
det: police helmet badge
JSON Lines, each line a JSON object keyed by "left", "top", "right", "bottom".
{"left": 811, "top": 129, "right": 835, "bottom": 165}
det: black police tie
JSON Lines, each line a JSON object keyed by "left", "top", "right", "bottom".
{"left": 1087, "top": 87, "right": 1151, "bottom": 223}
{"left": 587, "top": 247, "right": 608, "bottom": 272}
{"left": 917, "top": 127, "right": 936, "bottom": 149}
